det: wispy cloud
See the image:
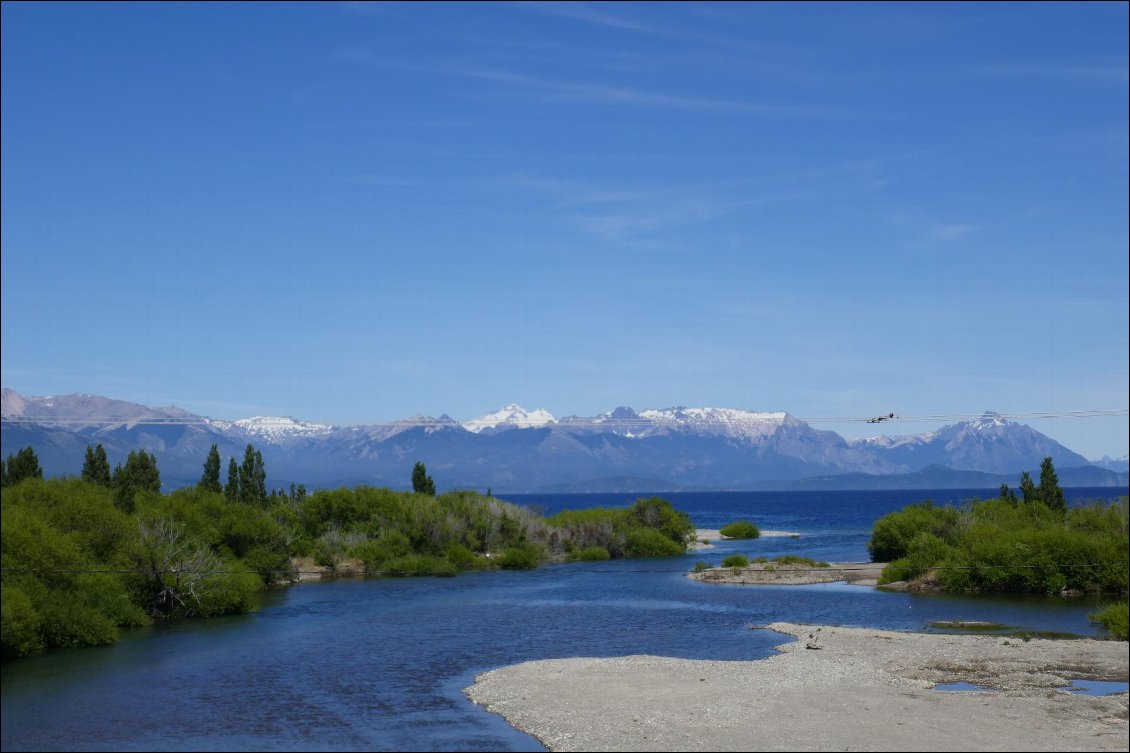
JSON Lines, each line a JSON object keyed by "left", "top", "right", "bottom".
{"left": 515, "top": 1, "right": 787, "bottom": 55}
{"left": 517, "top": 1, "right": 654, "bottom": 34}
{"left": 929, "top": 223, "right": 977, "bottom": 241}
{"left": 981, "top": 62, "right": 1129, "bottom": 86}
{"left": 358, "top": 58, "right": 844, "bottom": 117}
{"left": 491, "top": 173, "right": 802, "bottom": 244}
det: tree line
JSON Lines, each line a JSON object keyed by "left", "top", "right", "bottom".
{"left": 1, "top": 444, "right": 695, "bottom": 660}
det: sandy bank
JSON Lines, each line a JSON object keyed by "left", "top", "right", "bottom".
{"left": 689, "top": 529, "right": 800, "bottom": 550}
{"left": 689, "top": 561, "right": 887, "bottom": 586}
{"left": 465, "top": 623, "right": 1128, "bottom": 751}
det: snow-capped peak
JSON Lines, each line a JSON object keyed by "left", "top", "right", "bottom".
{"left": 968, "top": 411, "right": 1010, "bottom": 431}
{"left": 637, "top": 407, "right": 789, "bottom": 441}
{"left": 463, "top": 404, "right": 557, "bottom": 433}
{"left": 229, "top": 416, "right": 335, "bottom": 442}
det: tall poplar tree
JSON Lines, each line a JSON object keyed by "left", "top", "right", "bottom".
{"left": 111, "top": 450, "right": 160, "bottom": 513}
{"left": 411, "top": 461, "right": 436, "bottom": 496}
{"left": 200, "top": 444, "right": 222, "bottom": 493}
{"left": 2, "top": 447, "right": 43, "bottom": 487}
{"left": 238, "top": 444, "right": 267, "bottom": 505}
{"left": 1037, "top": 456, "right": 1066, "bottom": 513}
{"left": 1018, "top": 471, "right": 1037, "bottom": 505}
{"left": 82, "top": 444, "right": 112, "bottom": 487}
{"left": 225, "top": 457, "right": 240, "bottom": 502}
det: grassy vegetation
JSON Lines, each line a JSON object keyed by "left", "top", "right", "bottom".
{"left": 771, "top": 555, "right": 829, "bottom": 567}
{"left": 1090, "top": 602, "right": 1128, "bottom": 641}
{"left": 719, "top": 521, "right": 760, "bottom": 539}
{"left": 571, "top": 546, "right": 611, "bottom": 561}
{"left": 871, "top": 495, "right": 1129, "bottom": 595}
{"left": 722, "top": 554, "right": 749, "bottom": 568}
{"left": 1, "top": 474, "right": 697, "bottom": 659}
{"left": 547, "top": 497, "right": 694, "bottom": 559}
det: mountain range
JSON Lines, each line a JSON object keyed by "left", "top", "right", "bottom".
{"left": 2, "top": 388, "right": 1126, "bottom": 493}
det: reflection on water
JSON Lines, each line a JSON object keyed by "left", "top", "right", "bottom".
{"left": 934, "top": 682, "right": 995, "bottom": 692}
{"left": 1063, "top": 679, "right": 1130, "bottom": 696}
{"left": 1, "top": 565, "right": 1109, "bottom": 751}
{"left": 2, "top": 488, "right": 1122, "bottom": 751}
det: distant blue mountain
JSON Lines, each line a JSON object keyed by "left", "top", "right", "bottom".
{"left": 1, "top": 388, "right": 1118, "bottom": 493}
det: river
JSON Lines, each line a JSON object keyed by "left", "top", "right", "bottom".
{"left": 2, "top": 487, "right": 1124, "bottom": 751}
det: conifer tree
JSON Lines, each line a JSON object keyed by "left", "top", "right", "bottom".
{"left": 200, "top": 444, "right": 222, "bottom": 493}
{"left": 111, "top": 450, "right": 160, "bottom": 512}
{"left": 2, "top": 446, "right": 44, "bottom": 487}
{"left": 1018, "top": 471, "right": 1037, "bottom": 505}
{"left": 411, "top": 461, "right": 436, "bottom": 496}
{"left": 225, "top": 457, "right": 240, "bottom": 502}
{"left": 82, "top": 444, "right": 113, "bottom": 487}
{"left": 1037, "top": 456, "right": 1066, "bottom": 513}
{"left": 238, "top": 444, "right": 267, "bottom": 505}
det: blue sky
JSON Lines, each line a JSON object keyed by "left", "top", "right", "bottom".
{"left": 2, "top": 2, "right": 1127, "bottom": 458}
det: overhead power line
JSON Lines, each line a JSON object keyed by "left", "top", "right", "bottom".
{"left": 1, "top": 409, "right": 1126, "bottom": 428}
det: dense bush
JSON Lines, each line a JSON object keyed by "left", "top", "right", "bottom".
{"left": 2, "top": 471, "right": 700, "bottom": 659}
{"left": 496, "top": 544, "right": 544, "bottom": 570}
{"left": 625, "top": 528, "right": 684, "bottom": 557}
{"left": 872, "top": 495, "right": 1128, "bottom": 594}
{"left": 719, "top": 521, "right": 760, "bottom": 539}
{"left": 1, "top": 481, "right": 148, "bottom": 660}
{"left": 627, "top": 497, "right": 694, "bottom": 546}
{"left": 868, "top": 501, "right": 961, "bottom": 562}
{"left": 722, "top": 554, "right": 749, "bottom": 568}
{"left": 547, "top": 497, "right": 693, "bottom": 558}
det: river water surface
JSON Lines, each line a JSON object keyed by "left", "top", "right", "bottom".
{"left": 2, "top": 488, "right": 1124, "bottom": 751}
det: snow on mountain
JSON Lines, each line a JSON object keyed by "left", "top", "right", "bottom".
{"left": 968, "top": 412, "right": 1010, "bottom": 430}
{"left": 228, "top": 416, "right": 335, "bottom": 442}
{"left": 637, "top": 407, "right": 790, "bottom": 442}
{"left": 4, "top": 388, "right": 1118, "bottom": 490}
{"left": 463, "top": 404, "right": 557, "bottom": 433}
{"left": 852, "top": 432, "right": 935, "bottom": 450}
{"left": 850, "top": 411, "right": 1090, "bottom": 474}
{"left": 1090, "top": 454, "right": 1130, "bottom": 472}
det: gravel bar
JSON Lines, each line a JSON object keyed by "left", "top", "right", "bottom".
{"left": 465, "top": 622, "right": 1129, "bottom": 751}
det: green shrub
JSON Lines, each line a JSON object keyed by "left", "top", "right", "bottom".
{"left": 444, "top": 543, "right": 477, "bottom": 569}
{"left": 1, "top": 586, "right": 43, "bottom": 659}
{"left": 628, "top": 497, "right": 695, "bottom": 546}
{"left": 871, "top": 496, "right": 1128, "bottom": 594}
{"left": 878, "top": 533, "right": 954, "bottom": 584}
{"left": 1091, "top": 602, "right": 1128, "bottom": 641}
{"left": 625, "top": 528, "right": 684, "bottom": 557}
{"left": 773, "top": 555, "right": 829, "bottom": 567}
{"left": 573, "top": 546, "right": 611, "bottom": 561}
{"left": 380, "top": 555, "right": 458, "bottom": 577}
{"left": 868, "top": 501, "right": 961, "bottom": 562}
{"left": 719, "top": 521, "right": 760, "bottom": 539}
{"left": 497, "top": 544, "right": 544, "bottom": 570}
{"left": 693, "top": 561, "right": 710, "bottom": 572}
{"left": 722, "top": 554, "right": 749, "bottom": 568}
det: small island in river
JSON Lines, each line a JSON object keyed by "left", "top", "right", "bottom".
{"left": 689, "top": 560, "right": 887, "bottom": 586}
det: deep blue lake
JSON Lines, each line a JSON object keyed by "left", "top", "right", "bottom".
{"left": 2, "top": 487, "right": 1125, "bottom": 751}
